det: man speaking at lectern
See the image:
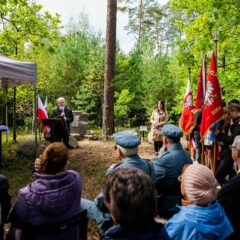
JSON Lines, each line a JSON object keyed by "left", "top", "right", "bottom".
{"left": 52, "top": 97, "right": 73, "bottom": 148}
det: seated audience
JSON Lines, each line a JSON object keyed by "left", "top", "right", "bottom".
{"left": 100, "top": 168, "right": 170, "bottom": 240}
{"left": 218, "top": 135, "right": 240, "bottom": 239}
{"left": 165, "top": 164, "right": 233, "bottom": 240}
{"left": 8, "top": 142, "right": 82, "bottom": 240}
{"left": 80, "top": 130, "right": 155, "bottom": 230}
{"left": 0, "top": 174, "right": 11, "bottom": 240}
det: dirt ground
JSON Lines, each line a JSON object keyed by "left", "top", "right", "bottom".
{"left": 67, "top": 138, "right": 155, "bottom": 239}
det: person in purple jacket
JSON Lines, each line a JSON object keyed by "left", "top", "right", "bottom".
{"left": 8, "top": 142, "right": 82, "bottom": 240}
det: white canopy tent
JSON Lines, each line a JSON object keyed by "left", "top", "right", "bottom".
{"left": 0, "top": 54, "right": 38, "bottom": 155}
{"left": 0, "top": 54, "right": 37, "bottom": 88}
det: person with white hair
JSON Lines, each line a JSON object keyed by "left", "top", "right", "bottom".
{"left": 165, "top": 164, "right": 233, "bottom": 240}
{"left": 51, "top": 97, "right": 73, "bottom": 148}
{"left": 218, "top": 135, "right": 240, "bottom": 239}
{"left": 80, "top": 131, "right": 155, "bottom": 231}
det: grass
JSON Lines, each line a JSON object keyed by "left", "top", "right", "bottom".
{"left": 1, "top": 135, "right": 114, "bottom": 239}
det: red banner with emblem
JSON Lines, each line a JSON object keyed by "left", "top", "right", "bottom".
{"left": 200, "top": 52, "right": 223, "bottom": 138}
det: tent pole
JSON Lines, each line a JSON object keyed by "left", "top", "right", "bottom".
{"left": 5, "top": 88, "right": 8, "bottom": 143}
{"left": 13, "top": 87, "right": 16, "bottom": 142}
{"left": 34, "top": 86, "right": 38, "bottom": 157}
{"left": 2, "top": 78, "right": 8, "bottom": 143}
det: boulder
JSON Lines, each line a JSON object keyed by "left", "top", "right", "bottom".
{"left": 16, "top": 141, "right": 46, "bottom": 157}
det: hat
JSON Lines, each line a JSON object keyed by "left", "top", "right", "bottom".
{"left": 161, "top": 124, "right": 183, "bottom": 140}
{"left": 114, "top": 131, "right": 141, "bottom": 148}
{"left": 183, "top": 164, "right": 217, "bottom": 205}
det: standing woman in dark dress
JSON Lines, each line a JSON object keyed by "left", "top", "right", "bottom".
{"left": 149, "top": 100, "right": 168, "bottom": 155}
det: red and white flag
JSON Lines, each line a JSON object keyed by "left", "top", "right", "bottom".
{"left": 200, "top": 52, "right": 224, "bottom": 138}
{"left": 38, "top": 95, "right": 50, "bottom": 133}
{"left": 194, "top": 67, "right": 203, "bottom": 114}
{"left": 44, "top": 96, "right": 48, "bottom": 111}
{"left": 179, "top": 79, "right": 195, "bottom": 134}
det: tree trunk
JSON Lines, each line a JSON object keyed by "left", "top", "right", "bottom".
{"left": 138, "top": 0, "right": 143, "bottom": 42}
{"left": 102, "top": 0, "right": 117, "bottom": 136}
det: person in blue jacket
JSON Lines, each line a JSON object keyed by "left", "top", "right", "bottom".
{"left": 165, "top": 163, "right": 233, "bottom": 240}
{"left": 152, "top": 124, "right": 191, "bottom": 218}
{"left": 80, "top": 131, "right": 155, "bottom": 230}
{"left": 100, "top": 168, "right": 170, "bottom": 240}
{"left": 152, "top": 124, "right": 191, "bottom": 181}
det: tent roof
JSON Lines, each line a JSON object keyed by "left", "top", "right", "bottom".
{"left": 0, "top": 54, "right": 37, "bottom": 89}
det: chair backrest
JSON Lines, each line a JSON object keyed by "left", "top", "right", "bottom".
{"left": 156, "top": 177, "right": 182, "bottom": 219}
{"left": 20, "top": 210, "right": 88, "bottom": 240}
{"left": 156, "top": 177, "right": 181, "bottom": 196}
{"left": 0, "top": 174, "right": 11, "bottom": 223}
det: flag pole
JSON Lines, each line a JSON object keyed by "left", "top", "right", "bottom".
{"left": 188, "top": 67, "right": 192, "bottom": 159}
{"left": 201, "top": 54, "right": 206, "bottom": 165}
{"left": 212, "top": 33, "right": 218, "bottom": 174}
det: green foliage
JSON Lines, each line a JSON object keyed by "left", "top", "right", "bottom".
{"left": 72, "top": 85, "right": 96, "bottom": 125}
{"left": 1, "top": 0, "right": 239, "bottom": 131}
{"left": 114, "top": 89, "right": 135, "bottom": 121}
{"left": 0, "top": 0, "right": 61, "bottom": 56}
{"left": 171, "top": 0, "right": 240, "bottom": 104}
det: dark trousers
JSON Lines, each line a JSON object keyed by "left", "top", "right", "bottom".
{"left": 154, "top": 141, "right": 163, "bottom": 153}
{"left": 215, "top": 149, "right": 236, "bottom": 186}
{"left": 55, "top": 129, "right": 69, "bottom": 147}
{"left": 193, "top": 131, "right": 202, "bottom": 163}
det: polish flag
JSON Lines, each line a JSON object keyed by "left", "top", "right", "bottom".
{"left": 38, "top": 95, "right": 50, "bottom": 133}
{"left": 194, "top": 67, "right": 204, "bottom": 114}
{"left": 179, "top": 80, "right": 195, "bottom": 134}
{"left": 44, "top": 96, "right": 48, "bottom": 111}
{"left": 200, "top": 52, "right": 224, "bottom": 138}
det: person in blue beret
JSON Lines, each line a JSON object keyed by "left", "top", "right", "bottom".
{"left": 80, "top": 130, "right": 156, "bottom": 232}
{"left": 152, "top": 124, "right": 192, "bottom": 219}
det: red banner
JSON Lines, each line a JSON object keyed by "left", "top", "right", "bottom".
{"left": 200, "top": 52, "right": 223, "bottom": 138}
{"left": 180, "top": 80, "right": 195, "bottom": 134}
{"left": 194, "top": 67, "right": 204, "bottom": 114}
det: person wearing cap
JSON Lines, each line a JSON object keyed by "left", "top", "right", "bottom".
{"left": 165, "top": 164, "right": 233, "bottom": 240}
{"left": 152, "top": 124, "right": 191, "bottom": 180}
{"left": 152, "top": 124, "right": 191, "bottom": 219}
{"left": 218, "top": 135, "right": 240, "bottom": 239}
{"left": 80, "top": 130, "right": 156, "bottom": 231}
